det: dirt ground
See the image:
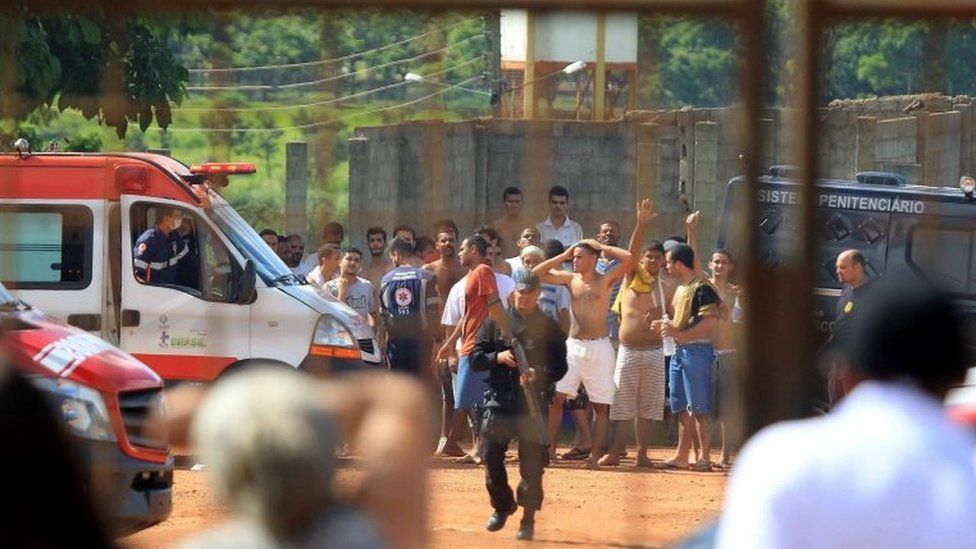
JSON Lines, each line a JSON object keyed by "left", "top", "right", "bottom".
{"left": 124, "top": 447, "right": 726, "bottom": 548}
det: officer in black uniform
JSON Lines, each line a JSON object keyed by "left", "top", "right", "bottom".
{"left": 133, "top": 207, "right": 189, "bottom": 286}
{"left": 470, "top": 269, "right": 568, "bottom": 541}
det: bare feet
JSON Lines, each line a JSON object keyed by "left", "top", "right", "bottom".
{"left": 596, "top": 453, "right": 619, "bottom": 466}
{"left": 434, "top": 437, "right": 466, "bottom": 457}
{"left": 636, "top": 455, "right": 653, "bottom": 468}
{"left": 653, "top": 458, "right": 689, "bottom": 470}
{"left": 455, "top": 453, "right": 483, "bottom": 465}
{"left": 585, "top": 457, "right": 600, "bottom": 470}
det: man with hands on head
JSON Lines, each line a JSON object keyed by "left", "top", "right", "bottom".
{"left": 531, "top": 215, "right": 634, "bottom": 469}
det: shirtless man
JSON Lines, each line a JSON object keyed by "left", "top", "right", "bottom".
{"left": 492, "top": 186, "right": 534, "bottom": 258}
{"left": 598, "top": 200, "right": 676, "bottom": 467}
{"left": 709, "top": 249, "right": 740, "bottom": 468}
{"left": 364, "top": 226, "right": 393, "bottom": 293}
{"left": 533, "top": 235, "right": 633, "bottom": 468}
{"left": 423, "top": 224, "right": 468, "bottom": 457}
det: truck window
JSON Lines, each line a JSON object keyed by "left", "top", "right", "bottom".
{"left": 131, "top": 204, "right": 238, "bottom": 303}
{"left": 0, "top": 206, "right": 93, "bottom": 290}
{"left": 908, "top": 227, "right": 973, "bottom": 294}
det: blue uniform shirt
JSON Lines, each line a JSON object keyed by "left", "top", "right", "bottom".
{"left": 133, "top": 227, "right": 188, "bottom": 285}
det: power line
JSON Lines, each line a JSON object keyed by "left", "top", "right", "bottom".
{"left": 187, "top": 16, "right": 481, "bottom": 75}
{"left": 152, "top": 74, "right": 485, "bottom": 134}
{"left": 176, "top": 56, "right": 485, "bottom": 112}
{"left": 186, "top": 34, "right": 484, "bottom": 92}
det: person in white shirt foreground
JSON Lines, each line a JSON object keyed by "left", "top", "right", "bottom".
{"left": 716, "top": 276, "right": 976, "bottom": 549}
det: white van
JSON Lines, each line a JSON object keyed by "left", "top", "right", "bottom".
{"left": 0, "top": 149, "right": 379, "bottom": 381}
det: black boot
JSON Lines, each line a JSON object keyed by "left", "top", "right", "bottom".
{"left": 485, "top": 503, "right": 517, "bottom": 532}
{"left": 516, "top": 512, "right": 535, "bottom": 540}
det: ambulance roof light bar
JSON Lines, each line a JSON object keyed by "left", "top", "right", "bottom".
{"left": 189, "top": 162, "right": 257, "bottom": 175}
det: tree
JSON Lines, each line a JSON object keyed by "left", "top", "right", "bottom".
{"left": 2, "top": 11, "right": 190, "bottom": 138}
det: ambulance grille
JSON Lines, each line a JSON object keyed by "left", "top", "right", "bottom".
{"left": 357, "top": 338, "right": 375, "bottom": 355}
{"left": 118, "top": 389, "right": 168, "bottom": 450}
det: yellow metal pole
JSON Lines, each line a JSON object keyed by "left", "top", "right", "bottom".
{"left": 523, "top": 11, "right": 537, "bottom": 119}
{"left": 594, "top": 12, "right": 607, "bottom": 121}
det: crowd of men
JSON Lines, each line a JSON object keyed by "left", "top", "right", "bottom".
{"left": 256, "top": 185, "right": 742, "bottom": 539}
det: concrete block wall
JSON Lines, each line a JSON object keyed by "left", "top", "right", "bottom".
{"left": 920, "top": 111, "right": 962, "bottom": 186}
{"left": 349, "top": 93, "right": 976, "bottom": 251}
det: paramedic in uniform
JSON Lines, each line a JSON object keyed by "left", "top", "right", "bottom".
{"left": 133, "top": 207, "right": 191, "bottom": 286}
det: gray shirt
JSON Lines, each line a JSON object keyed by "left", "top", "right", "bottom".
{"left": 324, "top": 276, "right": 378, "bottom": 322}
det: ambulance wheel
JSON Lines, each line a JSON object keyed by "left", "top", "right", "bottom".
{"left": 217, "top": 359, "right": 294, "bottom": 380}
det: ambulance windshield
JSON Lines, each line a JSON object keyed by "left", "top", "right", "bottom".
{"left": 206, "top": 194, "right": 304, "bottom": 286}
{"left": 0, "top": 282, "right": 16, "bottom": 305}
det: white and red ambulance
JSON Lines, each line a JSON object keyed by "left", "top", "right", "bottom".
{"left": 0, "top": 145, "right": 379, "bottom": 381}
{"left": 0, "top": 281, "right": 172, "bottom": 532}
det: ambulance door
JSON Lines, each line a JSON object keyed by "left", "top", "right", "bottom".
{"left": 0, "top": 200, "right": 105, "bottom": 334}
{"left": 119, "top": 195, "right": 251, "bottom": 381}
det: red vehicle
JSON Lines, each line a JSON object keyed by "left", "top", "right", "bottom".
{"left": 0, "top": 281, "right": 172, "bottom": 533}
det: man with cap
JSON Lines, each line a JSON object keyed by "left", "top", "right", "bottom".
{"left": 470, "top": 269, "right": 568, "bottom": 541}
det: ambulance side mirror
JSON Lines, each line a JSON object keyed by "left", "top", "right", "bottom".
{"left": 237, "top": 259, "right": 257, "bottom": 304}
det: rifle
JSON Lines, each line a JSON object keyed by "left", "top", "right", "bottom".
{"left": 508, "top": 337, "right": 549, "bottom": 447}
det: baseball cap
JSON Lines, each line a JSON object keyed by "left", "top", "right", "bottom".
{"left": 512, "top": 269, "right": 541, "bottom": 292}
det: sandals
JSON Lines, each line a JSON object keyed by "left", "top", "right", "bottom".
{"left": 559, "top": 447, "right": 591, "bottom": 460}
{"left": 692, "top": 459, "right": 713, "bottom": 472}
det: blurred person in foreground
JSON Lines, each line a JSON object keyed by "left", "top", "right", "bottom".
{"left": 0, "top": 364, "right": 113, "bottom": 548}
{"left": 471, "top": 270, "right": 567, "bottom": 540}
{"left": 716, "top": 278, "right": 976, "bottom": 549}
{"left": 181, "top": 368, "right": 431, "bottom": 549}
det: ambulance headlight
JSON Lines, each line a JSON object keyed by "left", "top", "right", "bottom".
{"left": 312, "top": 316, "right": 357, "bottom": 348}
{"left": 29, "top": 377, "right": 116, "bottom": 442}
{"left": 961, "top": 175, "right": 976, "bottom": 197}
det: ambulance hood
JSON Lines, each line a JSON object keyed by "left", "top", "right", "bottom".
{"left": 277, "top": 284, "right": 373, "bottom": 339}
{"left": 1, "top": 310, "right": 163, "bottom": 394}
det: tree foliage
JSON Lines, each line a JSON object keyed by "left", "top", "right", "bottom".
{"left": 4, "top": 10, "right": 190, "bottom": 137}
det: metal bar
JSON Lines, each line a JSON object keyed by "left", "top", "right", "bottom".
{"left": 594, "top": 12, "right": 608, "bottom": 121}
{"left": 7, "top": 1, "right": 747, "bottom": 15}
{"left": 524, "top": 10, "right": 537, "bottom": 119}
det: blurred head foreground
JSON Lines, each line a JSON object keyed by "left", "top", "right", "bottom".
{"left": 847, "top": 276, "right": 967, "bottom": 397}
{"left": 192, "top": 368, "right": 340, "bottom": 539}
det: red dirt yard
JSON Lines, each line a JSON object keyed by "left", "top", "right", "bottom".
{"left": 124, "top": 447, "right": 726, "bottom": 548}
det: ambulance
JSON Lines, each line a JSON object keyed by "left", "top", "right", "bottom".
{"left": 0, "top": 143, "right": 380, "bottom": 382}
{"left": 0, "top": 281, "right": 172, "bottom": 532}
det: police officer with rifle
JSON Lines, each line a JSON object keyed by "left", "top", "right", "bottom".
{"left": 471, "top": 269, "right": 567, "bottom": 541}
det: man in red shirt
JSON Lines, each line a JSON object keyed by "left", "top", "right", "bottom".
{"left": 438, "top": 235, "right": 512, "bottom": 463}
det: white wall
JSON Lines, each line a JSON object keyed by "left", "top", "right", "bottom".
{"left": 500, "top": 10, "right": 637, "bottom": 64}
{"left": 500, "top": 9, "right": 527, "bottom": 63}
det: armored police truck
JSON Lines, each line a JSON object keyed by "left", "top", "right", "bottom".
{"left": 716, "top": 169, "right": 976, "bottom": 337}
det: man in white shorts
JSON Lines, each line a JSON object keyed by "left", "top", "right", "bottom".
{"left": 533, "top": 227, "right": 633, "bottom": 468}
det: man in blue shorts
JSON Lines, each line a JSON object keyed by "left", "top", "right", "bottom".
{"left": 657, "top": 243, "right": 721, "bottom": 472}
